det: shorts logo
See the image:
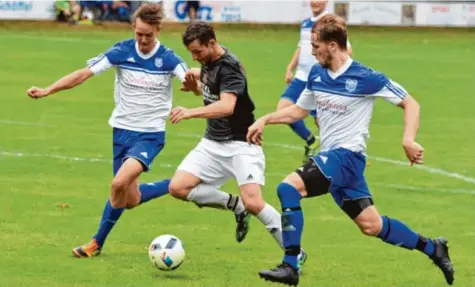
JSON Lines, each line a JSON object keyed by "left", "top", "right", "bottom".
{"left": 140, "top": 152, "right": 148, "bottom": 159}
{"left": 246, "top": 174, "right": 253, "bottom": 180}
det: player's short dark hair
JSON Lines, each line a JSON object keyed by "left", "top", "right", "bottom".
{"left": 182, "top": 21, "right": 216, "bottom": 46}
{"left": 133, "top": 3, "right": 164, "bottom": 29}
{"left": 312, "top": 14, "right": 348, "bottom": 50}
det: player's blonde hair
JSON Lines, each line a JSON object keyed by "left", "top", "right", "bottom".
{"left": 312, "top": 14, "right": 348, "bottom": 50}
{"left": 133, "top": 3, "right": 164, "bottom": 29}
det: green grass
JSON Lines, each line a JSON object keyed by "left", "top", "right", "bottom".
{"left": 0, "top": 24, "right": 474, "bottom": 287}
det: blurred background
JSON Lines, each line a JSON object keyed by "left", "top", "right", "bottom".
{"left": 0, "top": 0, "right": 474, "bottom": 26}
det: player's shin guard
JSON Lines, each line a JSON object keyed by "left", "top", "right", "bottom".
{"left": 378, "top": 216, "right": 435, "bottom": 257}
{"left": 289, "top": 120, "right": 313, "bottom": 145}
{"left": 93, "top": 200, "right": 124, "bottom": 247}
{"left": 256, "top": 204, "right": 283, "bottom": 248}
{"left": 139, "top": 179, "right": 170, "bottom": 204}
{"left": 187, "top": 184, "right": 245, "bottom": 214}
{"left": 277, "top": 182, "right": 303, "bottom": 270}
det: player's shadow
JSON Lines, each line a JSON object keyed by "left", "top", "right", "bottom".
{"left": 152, "top": 272, "right": 191, "bottom": 280}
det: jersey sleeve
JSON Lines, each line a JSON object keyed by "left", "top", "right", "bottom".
{"left": 172, "top": 63, "right": 188, "bottom": 82}
{"left": 162, "top": 50, "right": 188, "bottom": 81}
{"left": 371, "top": 80, "right": 408, "bottom": 105}
{"left": 296, "top": 88, "right": 316, "bottom": 111}
{"left": 295, "top": 64, "right": 319, "bottom": 110}
{"left": 219, "top": 64, "right": 245, "bottom": 97}
{"left": 86, "top": 42, "right": 125, "bottom": 75}
{"left": 365, "top": 71, "right": 407, "bottom": 105}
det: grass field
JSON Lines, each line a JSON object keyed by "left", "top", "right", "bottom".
{"left": 0, "top": 23, "right": 474, "bottom": 287}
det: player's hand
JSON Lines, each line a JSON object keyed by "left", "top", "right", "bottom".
{"left": 180, "top": 70, "right": 200, "bottom": 95}
{"left": 285, "top": 70, "right": 293, "bottom": 85}
{"left": 247, "top": 118, "right": 266, "bottom": 146}
{"left": 27, "top": 87, "right": 50, "bottom": 99}
{"left": 170, "top": 106, "right": 192, "bottom": 124}
{"left": 403, "top": 140, "right": 424, "bottom": 166}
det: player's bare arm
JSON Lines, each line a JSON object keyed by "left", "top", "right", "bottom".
{"left": 247, "top": 104, "right": 309, "bottom": 145}
{"left": 27, "top": 67, "right": 93, "bottom": 99}
{"left": 286, "top": 47, "right": 301, "bottom": 84}
{"left": 170, "top": 92, "right": 237, "bottom": 124}
{"left": 397, "top": 94, "right": 424, "bottom": 166}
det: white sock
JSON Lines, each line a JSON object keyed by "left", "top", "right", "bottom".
{"left": 257, "top": 203, "right": 284, "bottom": 249}
{"left": 186, "top": 184, "right": 245, "bottom": 214}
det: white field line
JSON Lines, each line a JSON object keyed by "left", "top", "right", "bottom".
{"left": 1, "top": 122, "right": 474, "bottom": 185}
{"left": 1, "top": 150, "right": 474, "bottom": 195}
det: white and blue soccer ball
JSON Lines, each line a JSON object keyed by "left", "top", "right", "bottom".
{"left": 148, "top": 234, "right": 185, "bottom": 271}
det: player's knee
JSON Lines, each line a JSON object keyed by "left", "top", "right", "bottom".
{"left": 242, "top": 198, "right": 264, "bottom": 215}
{"left": 110, "top": 196, "right": 123, "bottom": 209}
{"left": 240, "top": 184, "right": 265, "bottom": 215}
{"left": 169, "top": 180, "right": 189, "bottom": 200}
{"left": 357, "top": 219, "right": 382, "bottom": 237}
{"left": 111, "top": 177, "right": 128, "bottom": 194}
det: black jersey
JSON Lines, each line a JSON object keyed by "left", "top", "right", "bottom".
{"left": 200, "top": 47, "right": 255, "bottom": 142}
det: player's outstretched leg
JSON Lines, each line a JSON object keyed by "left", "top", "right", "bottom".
{"left": 240, "top": 183, "right": 283, "bottom": 247}
{"left": 352, "top": 204, "right": 454, "bottom": 285}
{"left": 258, "top": 181, "right": 303, "bottom": 286}
{"left": 72, "top": 178, "right": 170, "bottom": 258}
{"left": 169, "top": 171, "right": 250, "bottom": 242}
{"left": 73, "top": 156, "right": 170, "bottom": 257}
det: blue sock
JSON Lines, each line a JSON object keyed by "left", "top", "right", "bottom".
{"left": 379, "top": 216, "right": 435, "bottom": 257}
{"left": 139, "top": 179, "right": 170, "bottom": 204}
{"left": 277, "top": 182, "right": 303, "bottom": 270}
{"left": 289, "top": 120, "right": 314, "bottom": 146}
{"left": 93, "top": 200, "right": 124, "bottom": 247}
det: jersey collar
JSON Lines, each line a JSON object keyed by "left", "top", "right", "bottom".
{"left": 135, "top": 40, "right": 161, "bottom": 60}
{"left": 327, "top": 57, "right": 353, "bottom": 80}
{"left": 311, "top": 10, "right": 329, "bottom": 22}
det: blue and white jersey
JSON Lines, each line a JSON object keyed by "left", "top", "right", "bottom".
{"left": 296, "top": 59, "right": 408, "bottom": 154}
{"left": 87, "top": 39, "right": 187, "bottom": 132}
{"left": 295, "top": 11, "right": 351, "bottom": 81}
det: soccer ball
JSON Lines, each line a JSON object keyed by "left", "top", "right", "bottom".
{"left": 148, "top": 234, "right": 185, "bottom": 271}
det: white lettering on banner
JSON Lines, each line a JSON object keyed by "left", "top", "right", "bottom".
{"left": 0, "top": 0, "right": 54, "bottom": 20}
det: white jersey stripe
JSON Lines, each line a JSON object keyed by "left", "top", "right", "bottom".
{"left": 386, "top": 83, "right": 407, "bottom": 99}
{"left": 87, "top": 54, "right": 105, "bottom": 67}
{"left": 118, "top": 65, "right": 172, "bottom": 75}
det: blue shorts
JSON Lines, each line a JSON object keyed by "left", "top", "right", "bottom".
{"left": 312, "top": 148, "right": 371, "bottom": 206}
{"left": 112, "top": 128, "right": 165, "bottom": 175}
{"left": 281, "top": 78, "right": 317, "bottom": 118}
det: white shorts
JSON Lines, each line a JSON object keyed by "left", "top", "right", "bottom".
{"left": 177, "top": 138, "right": 266, "bottom": 187}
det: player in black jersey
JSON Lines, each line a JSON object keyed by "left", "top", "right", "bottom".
{"left": 168, "top": 21, "right": 308, "bottom": 271}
